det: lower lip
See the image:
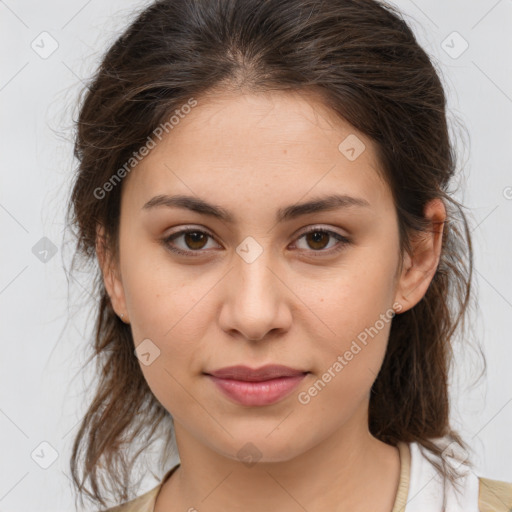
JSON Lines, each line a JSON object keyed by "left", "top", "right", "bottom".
{"left": 207, "top": 374, "right": 307, "bottom": 406}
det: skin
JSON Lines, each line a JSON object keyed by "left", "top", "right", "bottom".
{"left": 97, "top": 89, "right": 446, "bottom": 511}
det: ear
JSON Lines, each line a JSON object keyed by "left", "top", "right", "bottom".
{"left": 96, "top": 224, "right": 129, "bottom": 322}
{"left": 393, "top": 198, "right": 446, "bottom": 314}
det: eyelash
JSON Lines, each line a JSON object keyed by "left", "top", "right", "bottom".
{"left": 161, "top": 226, "right": 351, "bottom": 258}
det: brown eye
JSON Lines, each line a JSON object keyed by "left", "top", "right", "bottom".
{"left": 162, "top": 226, "right": 351, "bottom": 258}
{"left": 183, "top": 231, "right": 208, "bottom": 250}
{"left": 162, "top": 229, "right": 219, "bottom": 256}
{"left": 304, "top": 231, "right": 331, "bottom": 250}
{"left": 294, "top": 227, "right": 351, "bottom": 256}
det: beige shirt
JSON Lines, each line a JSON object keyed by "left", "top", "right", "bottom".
{"left": 105, "top": 441, "right": 512, "bottom": 511}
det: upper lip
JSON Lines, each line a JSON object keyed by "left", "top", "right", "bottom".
{"left": 206, "top": 365, "right": 308, "bottom": 382}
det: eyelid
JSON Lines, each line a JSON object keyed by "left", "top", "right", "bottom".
{"left": 162, "top": 225, "right": 221, "bottom": 257}
{"left": 293, "top": 224, "right": 348, "bottom": 239}
{"left": 290, "top": 225, "right": 351, "bottom": 256}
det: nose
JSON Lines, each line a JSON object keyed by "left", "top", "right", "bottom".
{"left": 218, "top": 246, "right": 292, "bottom": 342}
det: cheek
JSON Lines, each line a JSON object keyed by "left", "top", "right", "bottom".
{"left": 127, "top": 278, "right": 204, "bottom": 379}
{"left": 120, "top": 238, "right": 203, "bottom": 339}
{"left": 308, "top": 260, "right": 396, "bottom": 376}
{"left": 300, "top": 295, "right": 393, "bottom": 420}
{"left": 127, "top": 278, "right": 205, "bottom": 419}
{"left": 119, "top": 246, "right": 213, "bottom": 375}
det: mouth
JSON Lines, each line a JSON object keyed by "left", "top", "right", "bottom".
{"left": 205, "top": 364, "right": 309, "bottom": 381}
{"left": 204, "top": 365, "right": 310, "bottom": 406}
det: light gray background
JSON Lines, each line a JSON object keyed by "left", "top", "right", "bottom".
{"left": 1, "top": 0, "right": 511, "bottom": 510}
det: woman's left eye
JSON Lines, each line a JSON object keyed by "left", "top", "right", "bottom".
{"left": 293, "top": 228, "right": 351, "bottom": 255}
{"left": 161, "top": 227, "right": 351, "bottom": 257}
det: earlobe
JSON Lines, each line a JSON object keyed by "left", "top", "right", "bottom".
{"left": 95, "top": 224, "right": 129, "bottom": 322}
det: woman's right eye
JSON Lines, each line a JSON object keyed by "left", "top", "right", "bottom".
{"left": 161, "top": 229, "right": 220, "bottom": 257}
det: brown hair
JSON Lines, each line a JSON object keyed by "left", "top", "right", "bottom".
{"left": 66, "top": 0, "right": 484, "bottom": 508}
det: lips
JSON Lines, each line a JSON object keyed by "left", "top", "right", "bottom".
{"left": 205, "top": 365, "right": 309, "bottom": 406}
{"left": 206, "top": 364, "right": 307, "bottom": 381}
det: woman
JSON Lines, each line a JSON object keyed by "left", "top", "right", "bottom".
{"left": 67, "top": 0, "right": 512, "bottom": 510}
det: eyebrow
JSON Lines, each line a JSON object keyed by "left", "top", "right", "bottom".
{"left": 142, "top": 193, "right": 371, "bottom": 223}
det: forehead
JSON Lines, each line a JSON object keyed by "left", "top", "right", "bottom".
{"left": 122, "top": 90, "right": 391, "bottom": 215}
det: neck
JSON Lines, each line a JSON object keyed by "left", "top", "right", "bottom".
{"left": 155, "top": 404, "right": 401, "bottom": 512}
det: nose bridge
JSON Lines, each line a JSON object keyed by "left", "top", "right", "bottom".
{"left": 234, "top": 234, "right": 278, "bottom": 304}
{"left": 220, "top": 235, "right": 288, "bottom": 339}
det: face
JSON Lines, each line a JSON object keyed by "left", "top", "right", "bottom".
{"left": 99, "top": 89, "right": 437, "bottom": 463}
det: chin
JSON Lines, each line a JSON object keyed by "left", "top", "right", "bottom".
{"left": 204, "top": 430, "right": 313, "bottom": 466}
